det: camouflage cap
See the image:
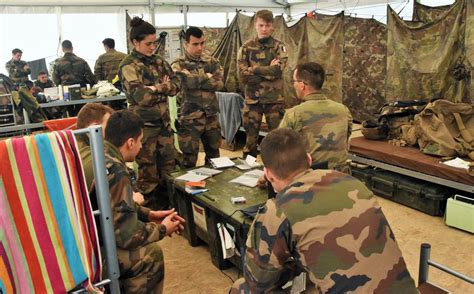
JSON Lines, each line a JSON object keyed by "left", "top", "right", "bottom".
{"left": 361, "top": 119, "right": 388, "bottom": 140}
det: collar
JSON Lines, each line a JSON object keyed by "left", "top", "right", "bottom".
{"left": 276, "top": 168, "right": 314, "bottom": 199}
{"left": 303, "top": 91, "right": 327, "bottom": 102}
{"left": 131, "top": 49, "right": 156, "bottom": 65}
{"left": 255, "top": 36, "right": 275, "bottom": 48}
{"left": 104, "top": 140, "right": 125, "bottom": 165}
{"left": 184, "top": 50, "right": 202, "bottom": 62}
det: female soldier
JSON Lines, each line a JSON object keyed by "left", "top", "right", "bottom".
{"left": 119, "top": 17, "right": 179, "bottom": 210}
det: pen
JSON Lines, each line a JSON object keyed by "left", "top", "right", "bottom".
{"left": 202, "top": 194, "right": 216, "bottom": 202}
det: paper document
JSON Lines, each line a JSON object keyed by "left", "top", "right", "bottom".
{"left": 230, "top": 169, "right": 265, "bottom": 187}
{"left": 217, "top": 223, "right": 235, "bottom": 259}
{"left": 441, "top": 157, "right": 471, "bottom": 170}
{"left": 236, "top": 155, "right": 261, "bottom": 170}
{"left": 210, "top": 157, "right": 235, "bottom": 169}
{"left": 190, "top": 167, "right": 222, "bottom": 176}
{"left": 175, "top": 172, "right": 208, "bottom": 182}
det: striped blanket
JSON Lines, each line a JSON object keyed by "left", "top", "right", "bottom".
{"left": 0, "top": 130, "right": 101, "bottom": 293}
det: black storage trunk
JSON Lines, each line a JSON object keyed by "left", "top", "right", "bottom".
{"left": 371, "top": 169, "right": 452, "bottom": 216}
{"left": 351, "top": 165, "right": 375, "bottom": 189}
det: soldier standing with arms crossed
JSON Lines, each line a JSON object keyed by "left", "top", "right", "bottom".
{"left": 119, "top": 17, "right": 179, "bottom": 210}
{"left": 172, "top": 26, "right": 224, "bottom": 168}
{"left": 238, "top": 9, "right": 288, "bottom": 157}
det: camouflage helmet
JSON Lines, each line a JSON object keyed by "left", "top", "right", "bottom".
{"left": 361, "top": 119, "right": 388, "bottom": 140}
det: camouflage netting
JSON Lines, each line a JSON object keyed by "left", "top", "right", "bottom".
{"left": 386, "top": 0, "right": 471, "bottom": 103}
{"left": 413, "top": 1, "right": 453, "bottom": 23}
{"left": 201, "top": 27, "right": 227, "bottom": 54}
{"left": 343, "top": 17, "right": 387, "bottom": 121}
{"left": 466, "top": 0, "right": 474, "bottom": 103}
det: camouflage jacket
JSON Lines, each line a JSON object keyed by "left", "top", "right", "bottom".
{"left": 5, "top": 59, "right": 30, "bottom": 83}
{"left": 171, "top": 51, "right": 224, "bottom": 119}
{"left": 119, "top": 50, "right": 179, "bottom": 125}
{"left": 279, "top": 92, "right": 353, "bottom": 171}
{"left": 53, "top": 52, "right": 96, "bottom": 87}
{"left": 241, "top": 169, "right": 417, "bottom": 293}
{"left": 103, "top": 140, "right": 166, "bottom": 250}
{"left": 238, "top": 36, "right": 287, "bottom": 104}
{"left": 94, "top": 49, "right": 127, "bottom": 82}
{"left": 34, "top": 79, "right": 55, "bottom": 90}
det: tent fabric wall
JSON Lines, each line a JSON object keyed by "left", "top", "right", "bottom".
{"left": 413, "top": 1, "right": 453, "bottom": 22}
{"left": 386, "top": 0, "right": 470, "bottom": 103}
{"left": 343, "top": 17, "right": 387, "bottom": 121}
{"left": 466, "top": 0, "right": 474, "bottom": 102}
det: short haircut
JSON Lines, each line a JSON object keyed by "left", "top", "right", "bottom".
{"left": 260, "top": 129, "right": 309, "bottom": 179}
{"left": 129, "top": 16, "right": 156, "bottom": 42}
{"left": 12, "top": 48, "right": 22, "bottom": 55}
{"left": 62, "top": 40, "right": 73, "bottom": 50}
{"left": 295, "top": 62, "right": 325, "bottom": 90}
{"left": 255, "top": 9, "right": 274, "bottom": 23}
{"left": 77, "top": 103, "right": 114, "bottom": 129}
{"left": 38, "top": 71, "right": 47, "bottom": 76}
{"left": 102, "top": 38, "right": 115, "bottom": 49}
{"left": 185, "top": 26, "right": 203, "bottom": 42}
{"left": 105, "top": 110, "right": 144, "bottom": 148}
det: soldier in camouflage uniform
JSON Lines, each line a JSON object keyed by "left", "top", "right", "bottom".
{"left": 94, "top": 38, "right": 127, "bottom": 82}
{"left": 99, "top": 110, "right": 184, "bottom": 293}
{"left": 53, "top": 40, "right": 96, "bottom": 87}
{"left": 34, "top": 71, "right": 55, "bottom": 90}
{"left": 5, "top": 48, "right": 30, "bottom": 84}
{"left": 279, "top": 62, "right": 352, "bottom": 172}
{"left": 232, "top": 129, "right": 417, "bottom": 293}
{"left": 238, "top": 9, "right": 288, "bottom": 157}
{"left": 171, "top": 26, "right": 224, "bottom": 168}
{"left": 119, "top": 17, "right": 179, "bottom": 209}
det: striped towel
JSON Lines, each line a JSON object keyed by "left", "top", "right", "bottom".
{"left": 0, "top": 130, "right": 102, "bottom": 293}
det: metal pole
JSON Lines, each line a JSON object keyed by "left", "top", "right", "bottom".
{"left": 418, "top": 243, "right": 430, "bottom": 285}
{"left": 182, "top": 5, "right": 188, "bottom": 28}
{"left": 428, "top": 261, "right": 474, "bottom": 284}
{"left": 149, "top": 0, "right": 155, "bottom": 26}
{"left": 87, "top": 126, "right": 121, "bottom": 293}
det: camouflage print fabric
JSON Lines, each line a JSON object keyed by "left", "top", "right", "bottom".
{"left": 242, "top": 103, "right": 284, "bottom": 157}
{"left": 34, "top": 79, "right": 54, "bottom": 90}
{"left": 171, "top": 51, "right": 224, "bottom": 168}
{"left": 238, "top": 36, "right": 288, "bottom": 105}
{"left": 232, "top": 169, "right": 418, "bottom": 293}
{"left": 119, "top": 49, "right": 179, "bottom": 208}
{"left": 201, "top": 27, "right": 227, "bottom": 55}
{"left": 100, "top": 141, "right": 167, "bottom": 293}
{"left": 53, "top": 52, "right": 96, "bottom": 86}
{"left": 136, "top": 125, "right": 176, "bottom": 208}
{"left": 413, "top": 1, "right": 453, "bottom": 22}
{"left": 177, "top": 114, "right": 220, "bottom": 168}
{"left": 94, "top": 49, "right": 127, "bottom": 82}
{"left": 343, "top": 17, "right": 387, "bottom": 122}
{"left": 466, "top": 0, "right": 474, "bottom": 102}
{"left": 119, "top": 49, "right": 179, "bottom": 125}
{"left": 5, "top": 59, "right": 30, "bottom": 84}
{"left": 279, "top": 92, "right": 352, "bottom": 172}
{"left": 386, "top": 1, "right": 470, "bottom": 103}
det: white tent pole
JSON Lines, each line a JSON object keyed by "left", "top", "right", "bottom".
{"left": 182, "top": 5, "right": 188, "bottom": 28}
{"left": 149, "top": 0, "right": 155, "bottom": 25}
{"left": 55, "top": 6, "right": 62, "bottom": 58}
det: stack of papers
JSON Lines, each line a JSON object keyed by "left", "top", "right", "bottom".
{"left": 229, "top": 169, "right": 265, "bottom": 187}
{"left": 236, "top": 155, "right": 261, "bottom": 170}
{"left": 441, "top": 157, "right": 471, "bottom": 170}
{"left": 175, "top": 173, "right": 209, "bottom": 182}
{"left": 190, "top": 167, "right": 222, "bottom": 176}
{"left": 210, "top": 157, "right": 235, "bottom": 169}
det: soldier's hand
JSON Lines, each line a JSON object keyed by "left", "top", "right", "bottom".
{"left": 163, "top": 75, "right": 170, "bottom": 82}
{"left": 132, "top": 192, "right": 145, "bottom": 205}
{"left": 206, "top": 73, "right": 213, "bottom": 79}
{"left": 161, "top": 212, "right": 185, "bottom": 236}
{"left": 149, "top": 208, "right": 176, "bottom": 222}
{"left": 145, "top": 85, "right": 157, "bottom": 92}
{"left": 270, "top": 58, "right": 280, "bottom": 66}
{"left": 257, "top": 175, "right": 268, "bottom": 189}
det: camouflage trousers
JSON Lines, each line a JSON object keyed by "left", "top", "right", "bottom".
{"left": 117, "top": 242, "right": 164, "bottom": 294}
{"left": 178, "top": 114, "right": 221, "bottom": 168}
{"left": 136, "top": 124, "right": 176, "bottom": 209}
{"left": 243, "top": 103, "right": 284, "bottom": 156}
